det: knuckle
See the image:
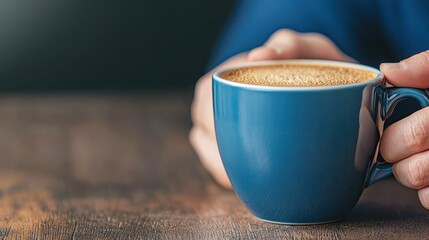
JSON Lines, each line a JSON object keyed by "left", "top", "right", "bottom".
{"left": 418, "top": 50, "right": 429, "bottom": 63}
{"left": 305, "top": 32, "right": 327, "bottom": 41}
{"left": 270, "top": 29, "right": 300, "bottom": 46}
{"left": 414, "top": 52, "right": 429, "bottom": 66}
{"left": 402, "top": 50, "right": 429, "bottom": 67}
{"left": 405, "top": 157, "right": 428, "bottom": 188}
{"left": 268, "top": 29, "right": 303, "bottom": 58}
{"left": 303, "top": 32, "right": 335, "bottom": 48}
{"left": 407, "top": 117, "right": 429, "bottom": 152}
{"left": 272, "top": 29, "right": 297, "bottom": 39}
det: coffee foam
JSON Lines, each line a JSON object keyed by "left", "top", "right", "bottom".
{"left": 219, "top": 64, "right": 377, "bottom": 87}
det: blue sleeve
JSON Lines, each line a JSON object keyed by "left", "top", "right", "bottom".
{"left": 207, "top": 0, "right": 388, "bottom": 69}
{"left": 207, "top": 0, "right": 309, "bottom": 70}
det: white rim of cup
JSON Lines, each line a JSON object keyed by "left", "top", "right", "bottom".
{"left": 213, "top": 59, "right": 383, "bottom": 92}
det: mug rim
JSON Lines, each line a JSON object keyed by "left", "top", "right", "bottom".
{"left": 213, "top": 59, "right": 382, "bottom": 91}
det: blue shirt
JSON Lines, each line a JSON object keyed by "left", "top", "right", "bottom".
{"left": 208, "top": 0, "right": 429, "bottom": 70}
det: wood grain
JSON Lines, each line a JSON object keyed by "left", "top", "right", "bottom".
{"left": 0, "top": 91, "right": 427, "bottom": 239}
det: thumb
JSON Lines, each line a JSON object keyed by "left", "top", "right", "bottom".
{"left": 381, "top": 50, "right": 429, "bottom": 88}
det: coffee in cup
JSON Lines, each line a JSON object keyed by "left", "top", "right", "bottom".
{"left": 219, "top": 64, "right": 377, "bottom": 87}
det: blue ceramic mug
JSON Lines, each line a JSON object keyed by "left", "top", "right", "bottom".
{"left": 213, "top": 60, "right": 429, "bottom": 225}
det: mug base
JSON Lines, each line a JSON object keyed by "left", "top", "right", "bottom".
{"left": 254, "top": 216, "right": 343, "bottom": 225}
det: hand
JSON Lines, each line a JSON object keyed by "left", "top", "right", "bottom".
{"left": 190, "top": 29, "right": 353, "bottom": 188}
{"left": 380, "top": 50, "right": 429, "bottom": 209}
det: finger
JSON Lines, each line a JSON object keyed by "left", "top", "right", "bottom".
{"left": 248, "top": 29, "right": 355, "bottom": 62}
{"left": 300, "top": 33, "right": 356, "bottom": 62}
{"left": 392, "top": 150, "right": 429, "bottom": 189}
{"left": 418, "top": 187, "right": 429, "bottom": 209}
{"left": 189, "top": 127, "right": 232, "bottom": 189}
{"left": 191, "top": 75, "right": 216, "bottom": 137}
{"left": 247, "top": 47, "right": 278, "bottom": 61}
{"left": 191, "top": 53, "right": 248, "bottom": 138}
{"left": 381, "top": 50, "right": 429, "bottom": 88}
{"left": 380, "top": 107, "right": 429, "bottom": 163}
{"left": 248, "top": 29, "right": 302, "bottom": 61}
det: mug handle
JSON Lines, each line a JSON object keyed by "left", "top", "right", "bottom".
{"left": 366, "top": 87, "right": 429, "bottom": 187}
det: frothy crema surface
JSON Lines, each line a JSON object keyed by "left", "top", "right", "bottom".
{"left": 218, "top": 64, "right": 377, "bottom": 87}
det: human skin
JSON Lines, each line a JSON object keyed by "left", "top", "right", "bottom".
{"left": 189, "top": 29, "right": 429, "bottom": 210}
{"left": 380, "top": 50, "right": 429, "bottom": 209}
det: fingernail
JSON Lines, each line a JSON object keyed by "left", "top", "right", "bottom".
{"left": 380, "top": 62, "right": 404, "bottom": 70}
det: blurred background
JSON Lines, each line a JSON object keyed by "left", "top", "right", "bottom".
{"left": 0, "top": 0, "right": 234, "bottom": 91}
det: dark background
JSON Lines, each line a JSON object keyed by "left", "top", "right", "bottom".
{"left": 0, "top": 0, "right": 234, "bottom": 91}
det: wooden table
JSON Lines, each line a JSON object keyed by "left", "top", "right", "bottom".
{"left": 0, "top": 91, "right": 427, "bottom": 239}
